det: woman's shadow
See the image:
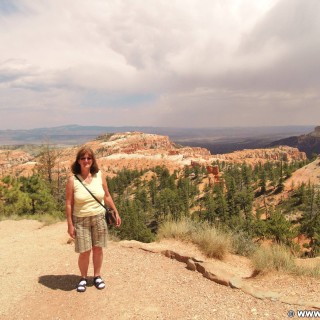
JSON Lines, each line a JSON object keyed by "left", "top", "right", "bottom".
{"left": 38, "top": 274, "right": 92, "bottom": 291}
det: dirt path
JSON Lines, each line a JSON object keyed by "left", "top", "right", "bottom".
{"left": 0, "top": 220, "right": 319, "bottom": 320}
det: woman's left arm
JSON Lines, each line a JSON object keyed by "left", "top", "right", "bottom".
{"left": 102, "top": 173, "right": 121, "bottom": 227}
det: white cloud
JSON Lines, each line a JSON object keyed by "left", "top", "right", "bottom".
{"left": 0, "top": 0, "right": 319, "bottom": 129}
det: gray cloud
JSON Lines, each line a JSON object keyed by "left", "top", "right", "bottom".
{"left": 0, "top": 0, "right": 319, "bottom": 129}
{"left": 231, "top": 0, "right": 320, "bottom": 92}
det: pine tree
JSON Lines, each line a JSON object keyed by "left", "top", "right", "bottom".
{"left": 225, "top": 176, "right": 238, "bottom": 218}
{"left": 203, "top": 192, "right": 216, "bottom": 223}
{"left": 300, "top": 185, "right": 320, "bottom": 256}
{"left": 115, "top": 199, "right": 154, "bottom": 242}
{"left": 19, "top": 174, "right": 57, "bottom": 214}
{"left": 214, "top": 185, "right": 228, "bottom": 223}
{"left": 258, "top": 170, "right": 267, "bottom": 194}
{"left": 148, "top": 176, "right": 157, "bottom": 206}
{"left": 0, "top": 176, "right": 31, "bottom": 216}
{"left": 266, "top": 209, "right": 296, "bottom": 245}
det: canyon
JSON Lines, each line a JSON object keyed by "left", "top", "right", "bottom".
{"left": 0, "top": 131, "right": 307, "bottom": 178}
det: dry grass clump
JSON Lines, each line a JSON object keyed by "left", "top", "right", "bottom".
{"left": 251, "top": 244, "right": 296, "bottom": 273}
{"left": 157, "top": 217, "right": 196, "bottom": 242}
{"left": 293, "top": 263, "right": 320, "bottom": 278}
{"left": 192, "top": 225, "right": 232, "bottom": 260}
{"left": 158, "top": 218, "right": 320, "bottom": 278}
{"left": 251, "top": 244, "right": 320, "bottom": 278}
{"left": 157, "top": 218, "right": 231, "bottom": 260}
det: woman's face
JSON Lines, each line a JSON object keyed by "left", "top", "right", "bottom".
{"left": 78, "top": 152, "right": 93, "bottom": 170}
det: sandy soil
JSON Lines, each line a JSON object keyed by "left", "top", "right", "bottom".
{"left": 0, "top": 220, "right": 319, "bottom": 320}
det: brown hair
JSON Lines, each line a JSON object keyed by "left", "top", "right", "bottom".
{"left": 71, "top": 146, "right": 99, "bottom": 175}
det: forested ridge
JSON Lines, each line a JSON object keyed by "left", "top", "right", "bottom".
{"left": 1, "top": 144, "right": 319, "bottom": 258}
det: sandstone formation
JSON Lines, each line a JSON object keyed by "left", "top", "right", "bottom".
{"left": 0, "top": 131, "right": 307, "bottom": 178}
{"left": 0, "top": 149, "right": 34, "bottom": 177}
{"left": 214, "top": 145, "right": 306, "bottom": 164}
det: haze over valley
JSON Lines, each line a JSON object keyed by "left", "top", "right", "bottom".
{"left": 0, "top": 124, "right": 315, "bottom": 156}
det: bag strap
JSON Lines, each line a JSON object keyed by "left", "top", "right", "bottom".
{"left": 74, "top": 174, "right": 106, "bottom": 210}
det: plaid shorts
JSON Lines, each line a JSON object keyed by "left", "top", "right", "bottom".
{"left": 73, "top": 213, "right": 108, "bottom": 253}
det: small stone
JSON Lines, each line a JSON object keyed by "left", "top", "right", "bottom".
{"left": 251, "top": 308, "right": 257, "bottom": 314}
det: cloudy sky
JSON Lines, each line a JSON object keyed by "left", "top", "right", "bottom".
{"left": 0, "top": 0, "right": 319, "bottom": 130}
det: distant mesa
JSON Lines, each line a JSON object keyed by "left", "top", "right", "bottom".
{"left": 310, "top": 126, "right": 320, "bottom": 137}
{"left": 269, "top": 126, "right": 320, "bottom": 158}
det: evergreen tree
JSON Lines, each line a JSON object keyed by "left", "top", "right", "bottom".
{"left": 135, "top": 188, "right": 150, "bottom": 212}
{"left": 258, "top": 170, "right": 267, "bottom": 195}
{"left": 0, "top": 176, "right": 31, "bottom": 216}
{"left": 154, "top": 188, "right": 184, "bottom": 221}
{"left": 115, "top": 199, "right": 154, "bottom": 242}
{"left": 225, "top": 176, "right": 238, "bottom": 218}
{"left": 19, "top": 174, "right": 57, "bottom": 214}
{"left": 177, "top": 177, "right": 198, "bottom": 215}
{"left": 214, "top": 185, "right": 228, "bottom": 222}
{"left": 148, "top": 176, "right": 157, "bottom": 206}
{"left": 158, "top": 167, "right": 171, "bottom": 190}
{"left": 300, "top": 186, "right": 320, "bottom": 256}
{"left": 236, "top": 187, "right": 254, "bottom": 219}
{"left": 266, "top": 209, "right": 296, "bottom": 245}
{"left": 241, "top": 163, "right": 252, "bottom": 189}
{"left": 203, "top": 192, "right": 216, "bottom": 223}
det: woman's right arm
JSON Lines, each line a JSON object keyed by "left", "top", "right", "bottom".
{"left": 66, "top": 176, "right": 75, "bottom": 239}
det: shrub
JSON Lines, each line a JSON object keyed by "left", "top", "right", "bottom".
{"left": 232, "top": 231, "right": 258, "bottom": 257}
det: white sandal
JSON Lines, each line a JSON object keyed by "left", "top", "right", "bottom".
{"left": 93, "top": 276, "right": 105, "bottom": 290}
{"left": 76, "top": 278, "right": 87, "bottom": 292}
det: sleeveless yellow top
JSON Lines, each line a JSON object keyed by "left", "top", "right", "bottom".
{"left": 73, "top": 171, "right": 105, "bottom": 217}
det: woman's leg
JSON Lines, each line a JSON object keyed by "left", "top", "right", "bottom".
{"left": 92, "top": 246, "right": 105, "bottom": 289}
{"left": 92, "top": 246, "right": 103, "bottom": 277}
{"left": 78, "top": 250, "right": 91, "bottom": 278}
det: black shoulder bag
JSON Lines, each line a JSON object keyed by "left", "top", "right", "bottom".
{"left": 74, "top": 175, "right": 117, "bottom": 225}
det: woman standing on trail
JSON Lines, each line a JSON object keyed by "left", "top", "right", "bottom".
{"left": 65, "top": 146, "right": 121, "bottom": 292}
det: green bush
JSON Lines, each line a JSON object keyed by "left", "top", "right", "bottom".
{"left": 232, "top": 231, "right": 258, "bottom": 257}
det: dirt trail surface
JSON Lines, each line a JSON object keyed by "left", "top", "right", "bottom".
{"left": 0, "top": 220, "right": 319, "bottom": 320}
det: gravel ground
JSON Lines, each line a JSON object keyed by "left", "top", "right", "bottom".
{"left": 0, "top": 220, "right": 319, "bottom": 320}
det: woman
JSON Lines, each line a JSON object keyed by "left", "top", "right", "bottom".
{"left": 66, "top": 146, "right": 121, "bottom": 292}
